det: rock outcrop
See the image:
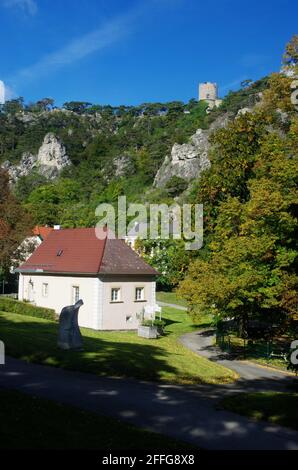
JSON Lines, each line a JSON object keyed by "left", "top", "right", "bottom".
{"left": 2, "top": 133, "right": 71, "bottom": 183}
{"left": 153, "top": 129, "right": 210, "bottom": 188}
{"left": 154, "top": 113, "right": 231, "bottom": 188}
{"left": 113, "top": 155, "right": 134, "bottom": 177}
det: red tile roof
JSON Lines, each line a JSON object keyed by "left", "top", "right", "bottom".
{"left": 17, "top": 228, "right": 157, "bottom": 276}
{"left": 32, "top": 226, "right": 54, "bottom": 240}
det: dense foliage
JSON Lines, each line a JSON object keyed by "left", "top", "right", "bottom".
{"left": 179, "top": 37, "right": 298, "bottom": 335}
{"left": 0, "top": 76, "right": 269, "bottom": 228}
{"left": 0, "top": 168, "right": 32, "bottom": 281}
{"left": 0, "top": 98, "right": 209, "bottom": 224}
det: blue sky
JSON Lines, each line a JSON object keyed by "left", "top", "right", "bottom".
{"left": 0, "top": 0, "right": 297, "bottom": 106}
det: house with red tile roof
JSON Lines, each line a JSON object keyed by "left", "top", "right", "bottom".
{"left": 16, "top": 227, "right": 159, "bottom": 330}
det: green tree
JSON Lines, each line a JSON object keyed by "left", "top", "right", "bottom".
{"left": 25, "top": 179, "right": 82, "bottom": 225}
{"left": 137, "top": 238, "right": 195, "bottom": 290}
{"left": 36, "top": 97, "right": 55, "bottom": 111}
{"left": 179, "top": 46, "right": 298, "bottom": 334}
{"left": 1, "top": 97, "right": 24, "bottom": 115}
{"left": 165, "top": 176, "right": 188, "bottom": 197}
{"left": 283, "top": 34, "right": 298, "bottom": 67}
{"left": 63, "top": 101, "right": 92, "bottom": 114}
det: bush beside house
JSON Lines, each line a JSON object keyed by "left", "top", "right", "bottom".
{"left": 0, "top": 297, "right": 56, "bottom": 321}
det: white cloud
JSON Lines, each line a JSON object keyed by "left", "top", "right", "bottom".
{"left": 2, "top": 0, "right": 37, "bottom": 16}
{"left": 12, "top": 11, "right": 136, "bottom": 85}
{"left": 4, "top": 84, "right": 16, "bottom": 100}
{"left": 220, "top": 76, "right": 247, "bottom": 93}
{"left": 7, "top": 0, "right": 178, "bottom": 92}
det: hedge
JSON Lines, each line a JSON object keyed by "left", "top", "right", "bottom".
{"left": 0, "top": 297, "right": 56, "bottom": 321}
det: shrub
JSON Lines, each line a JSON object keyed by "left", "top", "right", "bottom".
{"left": 153, "top": 319, "right": 166, "bottom": 335}
{"left": 153, "top": 319, "right": 166, "bottom": 329}
{"left": 141, "top": 319, "right": 155, "bottom": 327}
{"left": 165, "top": 176, "right": 188, "bottom": 196}
{"left": 141, "top": 319, "right": 166, "bottom": 335}
{"left": 0, "top": 297, "right": 56, "bottom": 321}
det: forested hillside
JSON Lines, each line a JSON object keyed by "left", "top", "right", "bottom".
{"left": 0, "top": 77, "right": 267, "bottom": 226}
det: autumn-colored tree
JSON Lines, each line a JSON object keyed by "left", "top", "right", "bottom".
{"left": 0, "top": 169, "right": 32, "bottom": 274}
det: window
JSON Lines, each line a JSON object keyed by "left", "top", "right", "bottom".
{"left": 72, "top": 286, "right": 80, "bottom": 304}
{"left": 135, "top": 287, "right": 144, "bottom": 301}
{"left": 111, "top": 288, "right": 121, "bottom": 302}
{"left": 42, "top": 283, "right": 48, "bottom": 297}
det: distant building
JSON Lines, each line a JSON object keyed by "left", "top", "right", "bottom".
{"left": 0, "top": 80, "right": 5, "bottom": 104}
{"left": 11, "top": 225, "right": 54, "bottom": 272}
{"left": 124, "top": 221, "right": 148, "bottom": 251}
{"left": 198, "top": 82, "right": 222, "bottom": 111}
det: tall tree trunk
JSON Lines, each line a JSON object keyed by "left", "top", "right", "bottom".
{"left": 239, "top": 311, "right": 248, "bottom": 338}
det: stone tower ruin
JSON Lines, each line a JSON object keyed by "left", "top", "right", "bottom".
{"left": 198, "top": 82, "right": 222, "bottom": 110}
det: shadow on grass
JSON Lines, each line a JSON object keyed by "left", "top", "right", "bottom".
{"left": 219, "top": 391, "right": 298, "bottom": 432}
{"left": 0, "top": 388, "right": 194, "bottom": 450}
{"left": 163, "top": 317, "right": 180, "bottom": 328}
{"left": 0, "top": 314, "right": 178, "bottom": 382}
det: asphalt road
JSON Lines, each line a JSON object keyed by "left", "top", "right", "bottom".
{"left": 180, "top": 329, "right": 296, "bottom": 389}
{"left": 1, "top": 356, "right": 298, "bottom": 450}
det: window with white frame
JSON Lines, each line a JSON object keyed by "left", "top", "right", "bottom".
{"left": 111, "top": 287, "right": 121, "bottom": 302}
{"left": 135, "top": 287, "right": 145, "bottom": 301}
{"left": 72, "top": 286, "right": 80, "bottom": 304}
{"left": 42, "top": 283, "right": 48, "bottom": 297}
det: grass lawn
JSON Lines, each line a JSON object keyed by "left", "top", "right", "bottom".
{"left": 0, "top": 388, "right": 194, "bottom": 449}
{"left": 252, "top": 356, "right": 289, "bottom": 371}
{"left": 0, "top": 307, "right": 237, "bottom": 385}
{"left": 220, "top": 392, "right": 298, "bottom": 431}
{"left": 156, "top": 291, "right": 187, "bottom": 307}
{"left": 218, "top": 334, "right": 290, "bottom": 371}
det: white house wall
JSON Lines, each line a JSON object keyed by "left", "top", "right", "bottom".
{"left": 18, "top": 273, "right": 156, "bottom": 331}
{"left": 100, "top": 275, "right": 156, "bottom": 330}
{"left": 18, "top": 273, "right": 101, "bottom": 330}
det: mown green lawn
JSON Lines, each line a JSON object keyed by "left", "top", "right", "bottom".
{"left": 0, "top": 307, "right": 237, "bottom": 385}
{"left": 156, "top": 291, "right": 187, "bottom": 307}
{"left": 220, "top": 392, "right": 298, "bottom": 431}
{"left": 218, "top": 334, "right": 291, "bottom": 371}
{"left": 0, "top": 388, "right": 194, "bottom": 449}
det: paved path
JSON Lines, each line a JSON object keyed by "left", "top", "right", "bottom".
{"left": 180, "top": 329, "right": 296, "bottom": 391}
{"left": 1, "top": 357, "right": 298, "bottom": 450}
{"left": 157, "top": 301, "right": 187, "bottom": 311}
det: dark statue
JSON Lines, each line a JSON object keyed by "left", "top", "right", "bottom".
{"left": 57, "top": 299, "right": 84, "bottom": 350}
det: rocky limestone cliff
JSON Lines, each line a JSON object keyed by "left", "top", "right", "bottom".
{"left": 2, "top": 133, "right": 71, "bottom": 183}
{"left": 113, "top": 155, "right": 134, "bottom": 177}
{"left": 154, "top": 113, "right": 230, "bottom": 188}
